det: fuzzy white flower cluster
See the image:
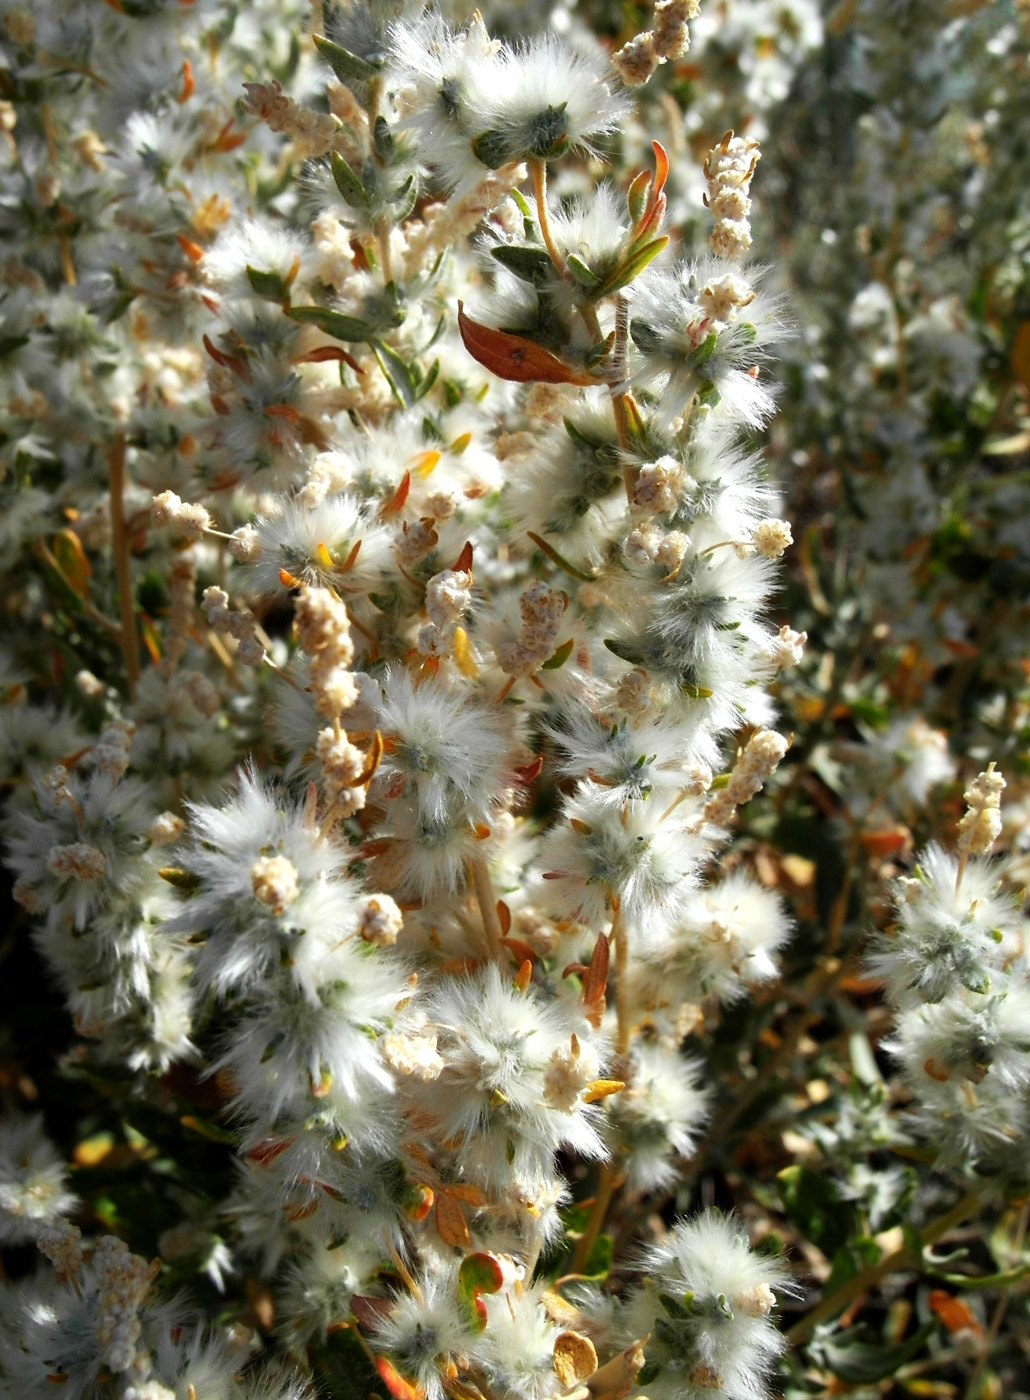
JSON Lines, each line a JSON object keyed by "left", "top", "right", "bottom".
{"left": 0, "top": 0, "right": 809, "bottom": 1395}
{"left": 874, "top": 770, "right": 1030, "bottom": 1168}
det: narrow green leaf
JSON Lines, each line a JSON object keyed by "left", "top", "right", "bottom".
{"left": 313, "top": 34, "right": 380, "bottom": 83}
{"left": 491, "top": 244, "right": 555, "bottom": 285}
{"left": 373, "top": 115, "right": 395, "bottom": 161}
{"left": 527, "top": 530, "right": 597, "bottom": 582}
{"left": 593, "top": 236, "right": 669, "bottom": 299}
{"left": 687, "top": 331, "right": 718, "bottom": 366}
{"left": 413, "top": 358, "right": 440, "bottom": 402}
{"left": 331, "top": 152, "right": 371, "bottom": 209}
{"left": 566, "top": 252, "right": 601, "bottom": 288}
{"left": 370, "top": 338, "right": 417, "bottom": 409}
{"left": 288, "top": 305, "right": 374, "bottom": 342}
{"left": 541, "top": 638, "right": 575, "bottom": 670}
{"left": 604, "top": 637, "right": 645, "bottom": 665}
{"left": 627, "top": 169, "right": 651, "bottom": 226}
{"left": 246, "top": 265, "right": 289, "bottom": 302}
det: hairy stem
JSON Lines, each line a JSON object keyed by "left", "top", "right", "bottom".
{"left": 531, "top": 159, "right": 565, "bottom": 275}
{"left": 470, "top": 852, "right": 504, "bottom": 960}
{"left": 107, "top": 433, "right": 141, "bottom": 701}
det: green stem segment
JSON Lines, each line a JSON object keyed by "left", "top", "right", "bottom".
{"left": 786, "top": 1186, "right": 991, "bottom": 1347}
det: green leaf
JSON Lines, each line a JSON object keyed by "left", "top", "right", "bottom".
{"left": 331, "top": 152, "right": 371, "bottom": 209}
{"left": 687, "top": 331, "right": 718, "bottom": 366}
{"left": 491, "top": 244, "right": 555, "bottom": 285}
{"left": 471, "top": 128, "right": 516, "bottom": 168}
{"left": 370, "top": 338, "right": 418, "bottom": 409}
{"left": 592, "top": 236, "right": 669, "bottom": 299}
{"left": 457, "top": 1252, "right": 504, "bottom": 1333}
{"left": 373, "top": 115, "right": 395, "bottom": 161}
{"left": 604, "top": 637, "right": 646, "bottom": 665}
{"left": 526, "top": 531, "right": 597, "bottom": 582}
{"left": 288, "top": 305, "right": 374, "bottom": 342}
{"left": 0, "top": 334, "right": 30, "bottom": 357}
{"left": 627, "top": 169, "right": 651, "bottom": 226}
{"left": 566, "top": 253, "right": 601, "bottom": 288}
{"left": 413, "top": 358, "right": 440, "bottom": 402}
{"left": 541, "top": 638, "right": 575, "bottom": 670}
{"left": 819, "top": 1322, "right": 936, "bottom": 1384}
{"left": 313, "top": 33, "right": 380, "bottom": 83}
{"left": 680, "top": 681, "right": 714, "bottom": 699}
{"left": 246, "top": 265, "right": 289, "bottom": 302}
{"left": 629, "top": 319, "right": 663, "bottom": 353}
{"left": 391, "top": 172, "right": 419, "bottom": 222}
{"left": 777, "top": 1165, "right": 855, "bottom": 1256}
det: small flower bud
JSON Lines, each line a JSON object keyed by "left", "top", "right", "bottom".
{"left": 251, "top": 855, "right": 300, "bottom": 914}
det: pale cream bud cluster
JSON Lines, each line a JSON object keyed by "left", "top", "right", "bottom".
{"left": 47, "top": 842, "right": 106, "bottom": 882}
{"left": 315, "top": 725, "right": 367, "bottom": 817}
{"left": 397, "top": 518, "right": 440, "bottom": 568}
{"left": 147, "top": 812, "right": 186, "bottom": 846}
{"left": 626, "top": 525, "right": 691, "bottom": 574}
{"left": 227, "top": 523, "right": 262, "bottom": 562}
{"left": 768, "top": 623, "right": 807, "bottom": 670}
{"left": 356, "top": 893, "right": 404, "bottom": 946}
{"left": 418, "top": 568, "right": 473, "bottom": 657}
{"left": 295, "top": 585, "right": 358, "bottom": 721}
{"left": 543, "top": 1034, "right": 600, "bottom": 1112}
{"left": 497, "top": 581, "right": 566, "bottom": 677}
{"left": 158, "top": 552, "right": 197, "bottom": 676}
{"left": 956, "top": 762, "right": 1006, "bottom": 857}
{"left": 311, "top": 211, "right": 357, "bottom": 292}
{"left": 613, "top": 0, "right": 700, "bottom": 85}
{"left": 92, "top": 720, "right": 134, "bottom": 781}
{"left": 38, "top": 1218, "right": 84, "bottom": 1282}
{"left": 75, "top": 669, "right": 106, "bottom": 700}
{"left": 93, "top": 1235, "right": 161, "bottom": 1374}
{"left": 202, "top": 586, "right": 264, "bottom": 665}
{"left": 704, "top": 132, "right": 761, "bottom": 259}
{"left": 752, "top": 518, "right": 793, "bottom": 559}
{"left": 382, "top": 1030, "right": 444, "bottom": 1081}
{"left": 704, "top": 729, "right": 789, "bottom": 825}
{"left": 151, "top": 490, "right": 212, "bottom": 542}
{"left": 251, "top": 855, "right": 301, "bottom": 914}
{"left": 242, "top": 80, "right": 339, "bottom": 157}
{"left": 699, "top": 272, "right": 755, "bottom": 325}
{"left": 634, "top": 455, "right": 686, "bottom": 515}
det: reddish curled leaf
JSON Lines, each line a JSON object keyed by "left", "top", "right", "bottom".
{"left": 581, "top": 933, "right": 610, "bottom": 1009}
{"left": 435, "top": 1189, "right": 471, "bottom": 1248}
{"left": 513, "top": 755, "right": 544, "bottom": 786}
{"left": 383, "top": 470, "right": 411, "bottom": 514}
{"left": 652, "top": 140, "right": 670, "bottom": 203}
{"left": 457, "top": 303, "right": 598, "bottom": 386}
{"left": 496, "top": 899, "right": 512, "bottom": 936}
{"left": 176, "top": 232, "right": 205, "bottom": 265}
{"left": 451, "top": 540, "right": 474, "bottom": 573}
{"left": 202, "top": 334, "right": 247, "bottom": 377}
{"left": 375, "top": 1356, "right": 425, "bottom": 1400}
{"left": 513, "top": 958, "right": 533, "bottom": 993}
{"left": 929, "top": 1291, "right": 984, "bottom": 1337}
{"left": 295, "top": 344, "right": 364, "bottom": 373}
{"left": 177, "top": 59, "right": 194, "bottom": 103}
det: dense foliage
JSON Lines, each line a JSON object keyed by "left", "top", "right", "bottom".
{"left": 1, "top": 2, "right": 1028, "bottom": 1398}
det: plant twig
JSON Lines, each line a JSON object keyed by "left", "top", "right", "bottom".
{"left": 107, "top": 433, "right": 141, "bottom": 700}
{"left": 787, "top": 1186, "right": 991, "bottom": 1346}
